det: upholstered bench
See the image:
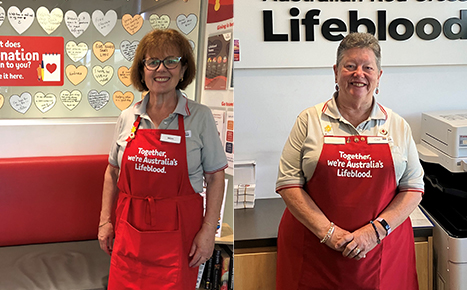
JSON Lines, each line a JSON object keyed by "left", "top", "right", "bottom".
{"left": 0, "top": 155, "right": 111, "bottom": 290}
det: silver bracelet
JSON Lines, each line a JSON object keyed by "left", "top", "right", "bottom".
{"left": 320, "top": 222, "right": 335, "bottom": 243}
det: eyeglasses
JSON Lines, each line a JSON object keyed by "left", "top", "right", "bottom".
{"left": 142, "top": 56, "right": 182, "bottom": 71}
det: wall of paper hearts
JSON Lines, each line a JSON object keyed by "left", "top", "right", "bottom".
{"left": 0, "top": 1, "right": 200, "bottom": 118}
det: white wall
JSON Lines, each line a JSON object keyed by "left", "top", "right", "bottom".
{"left": 235, "top": 65, "right": 467, "bottom": 199}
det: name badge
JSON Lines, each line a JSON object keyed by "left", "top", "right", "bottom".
{"left": 324, "top": 137, "right": 346, "bottom": 144}
{"left": 160, "top": 134, "right": 181, "bottom": 144}
{"left": 367, "top": 137, "right": 389, "bottom": 144}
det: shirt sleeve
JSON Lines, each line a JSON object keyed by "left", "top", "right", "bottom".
{"left": 397, "top": 120, "right": 424, "bottom": 193}
{"left": 200, "top": 107, "right": 228, "bottom": 173}
{"left": 108, "top": 114, "right": 124, "bottom": 168}
{"left": 276, "top": 111, "right": 309, "bottom": 192}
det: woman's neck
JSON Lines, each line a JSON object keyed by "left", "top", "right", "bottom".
{"left": 146, "top": 91, "right": 178, "bottom": 127}
{"left": 336, "top": 94, "right": 374, "bottom": 128}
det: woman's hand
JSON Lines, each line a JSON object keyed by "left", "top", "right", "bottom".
{"left": 98, "top": 222, "right": 114, "bottom": 256}
{"left": 336, "top": 224, "right": 379, "bottom": 260}
{"left": 188, "top": 223, "right": 216, "bottom": 268}
{"left": 324, "top": 225, "right": 353, "bottom": 252}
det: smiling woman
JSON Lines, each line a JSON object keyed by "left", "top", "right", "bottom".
{"left": 275, "top": 32, "right": 424, "bottom": 290}
{"left": 98, "top": 28, "right": 228, "bottom": 290}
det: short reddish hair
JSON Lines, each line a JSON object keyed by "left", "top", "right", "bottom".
{"left": 130, "top": 29, "right": 196, "bottom": 91}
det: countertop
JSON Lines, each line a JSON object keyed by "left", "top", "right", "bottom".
{"left": 235, "top": 198, "right": 434, "bottom": 248}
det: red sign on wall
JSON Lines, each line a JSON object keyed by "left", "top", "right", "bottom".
{"left": 0, "top": 36, "right": 64, "bottom": 86}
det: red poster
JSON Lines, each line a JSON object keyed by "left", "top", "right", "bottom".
{"left": 207, "top": 0, "right": 233, "bottom": 24}
{"left": 0, "top": 36, "right": 64, "bottom": 86}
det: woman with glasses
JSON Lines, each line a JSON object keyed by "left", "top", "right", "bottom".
{"left": 98, "top": 29, "right": 227, "bottom": 289}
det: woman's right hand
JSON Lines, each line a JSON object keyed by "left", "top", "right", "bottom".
{"left": 325, "top": 224, "right": 353, "bottom": 252}
{"left": 98, "top": 222, "right": 114, "bottom": 255}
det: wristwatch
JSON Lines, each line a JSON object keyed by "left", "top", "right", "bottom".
{"left": 376, "top": 218, "right": 391, "bottom": 236}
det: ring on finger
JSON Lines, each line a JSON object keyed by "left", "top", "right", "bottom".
{"left": 354, "top": 248, "right": 361, "bottom": 255}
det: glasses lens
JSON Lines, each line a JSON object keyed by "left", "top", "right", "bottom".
{"left": 144, "top": 59, "right": 161, "bottom": 70}
{"left": 164, "top": 57, "right": 181, "bottom": 69}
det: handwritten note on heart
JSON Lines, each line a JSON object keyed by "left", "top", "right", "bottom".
{"left": 149, "top": 14, "right": 170, "bottom": 30}
{"left": 120, "top": 40, "right": 139, "bottom": 62}
{"left": 176, "top": 14, "right": 198, "bottom": 35}
{"left": 34, "top": 92, "right": 56, "bottom": 113}
{"left": 93, "top": 65, "right": 114, "bottom": 86}
{"left": 60, "top": 89, "right": 82, "bottom": 110}
{"left": 88, "top": 90, "right": 110, "bottom": 111}
{"left": 66, "top": 41, "right": 89, "bottom": 62}
{"left": 93, "top": 41, "right": 115, "bottom": 62}
{"left": 37, "top": 6, "right": 63, "bottom": 34}
{"left": 65, "top": 10, "right": 90, "bottom": 38}
{"left": 8, "top": 6, "right": 35, "bottom": 35}
{"left": 10, "top": 92, "right": 32, "bottom": 114}
{"left": 122, "top": 14, "right": 143, "bottom": 35}
{"left": 0, "top": 94, "right": 4, "bottom": 109}
{"left": 66, "top": 64, "right": 88, "bottom": 86}
{"left": 118, "top": 66, "right": 132, "bottom": 87}
{"left": 113, "top": 91, "right": 134, "bottom": 111}
{"left": 92, "top": 10, "right": 117, "bottom": 37}
{"left": 0, "top": 7, "right": 5, "bottom": 27}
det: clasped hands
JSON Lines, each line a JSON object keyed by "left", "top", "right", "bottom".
{"left": 322, "top": 223, "right": 380, "bottom": 261}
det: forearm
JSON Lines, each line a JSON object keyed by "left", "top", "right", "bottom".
{"left": 375, "top": 190, "right": 422, "bottom": 237}
{"left": 203, "top": 170, "right": 225, "bottom": 231}
{"left": 100, "top": 165, "right": 120, "bottom": 224}
{"left": 278, "top": 187, "right": 332, "bottom": 240}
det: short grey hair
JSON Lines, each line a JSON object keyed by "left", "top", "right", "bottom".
{"left": 336, "top": 33, "right": 381, "bottom": 71}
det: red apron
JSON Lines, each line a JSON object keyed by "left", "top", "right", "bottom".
{"left": 108, "top": 114, "right": 203, "bottom": 290}
{"left": 276, "top": 104, "right": 418, "bottom": 290}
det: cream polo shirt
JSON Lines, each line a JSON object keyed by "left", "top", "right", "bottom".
{"left": 276, "top": 94, "right": 424, "bottom": 193}
{"left": 109, "top": 90, "right": 228, "bottom": 193}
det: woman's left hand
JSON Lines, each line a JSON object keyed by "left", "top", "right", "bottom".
{"left": 336, "top": 224, "right": 379, "bottom": 260}
{"left": 188, "top": 223, "right": 216, "bottom": 267}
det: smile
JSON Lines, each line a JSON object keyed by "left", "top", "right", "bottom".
{"left": 154, "top": 77, "right": 170, "bottom": 82}
{"left": 351, "top": 82, "right": 366, "bottom": 87}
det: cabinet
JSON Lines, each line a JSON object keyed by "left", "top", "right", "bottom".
{"left": 235, "top": 239, "right": 432, "bottom": 290}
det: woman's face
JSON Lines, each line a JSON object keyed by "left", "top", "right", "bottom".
{"left": 333, "top": 47, "right": 382, "bottom": 102}
{"left": 142, "top": 48, "right": 186, "bottom": 96}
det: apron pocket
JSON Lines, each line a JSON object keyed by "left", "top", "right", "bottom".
{"left": 112, "top": 201, "right": 182, "bottom": 285}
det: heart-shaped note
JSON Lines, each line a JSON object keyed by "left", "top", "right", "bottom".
{"left": 66, "top": 41, "right": 88, "bottom": 62}
{"left": 88, "top": 90, "right": 110, "bottom": 111}
{"left": 66, "top": 64, "right": 87, "bottom": 86}
{"left": 122, "top": 14, "right": 143, "bottom": 35}
{"left": 113, "top": 91, "right": 134, "bottom": 111}
{"left": 118, "top": 66, "right": 131, "bottom": 87}
{"left": 60, "top": 89, "right": 82, "bottom": 110}
{"left": 149, "top": 14, "right": 170, "bottom": 30}
{"left": 0, "top": 7, "right": 5, "bottom": 27}
{"left": 64, "top": 10, "right": 90, "bottom": 38}
{"left": 36, "top": 6, "right": 63, "bottom": 34}
{"left": 8, "top": 6, "right": 35, "bottom": 35}
{"left": 92, "top": 10, "right": 117, "bottom": 37}
{"left": 9, "top": 92, "right": 32, "bottom": 114}
{"left": 93, "top": 65, "right": 114, "bottom": 86}
{"left": 34, "top": 92, "right": 56, "bottom": 113}
{"left": 93, "top": 41, "right": 115, "bottom": 62}
{"left": 0, "top": 94, "right": 4, "bottom": 109}
{"left": 120, "top": 40, "right": 139, "bottom": 62}
{"left": 176, "top": 14, "right": 197, "bottom": 35}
